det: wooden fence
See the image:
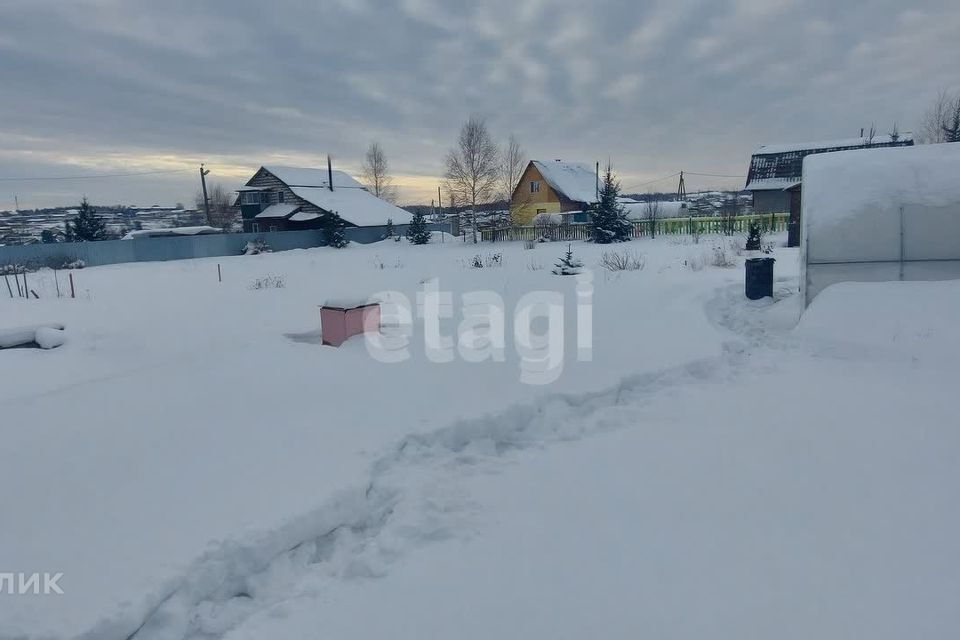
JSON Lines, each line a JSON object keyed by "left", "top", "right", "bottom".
{"left": 482, "top": 213, "right": 790, "bottom": 243}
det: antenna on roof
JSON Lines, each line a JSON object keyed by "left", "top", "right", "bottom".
{"left": 327, "top": 155, "right": 334, "bottom": 192}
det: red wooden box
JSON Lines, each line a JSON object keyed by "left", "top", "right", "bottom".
{"left": 320, "top": 301, "right": 381, "bottom": 347}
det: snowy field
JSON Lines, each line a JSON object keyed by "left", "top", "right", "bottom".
{"left": 1, "top": 234, "right": 958, "bottom": 640}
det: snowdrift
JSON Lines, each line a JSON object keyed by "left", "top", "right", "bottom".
{"left": 795, "top": 279, "right": 960, "bottom": 360}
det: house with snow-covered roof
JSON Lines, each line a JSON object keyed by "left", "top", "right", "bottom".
{"left": 744, "top": 133, "right": 913, "bottom": 246}
{"left": 510, "top": 160, "right": 598, "bottom": 225}
{"left": 236, "top": 164, "right": 413, "bottom": 236}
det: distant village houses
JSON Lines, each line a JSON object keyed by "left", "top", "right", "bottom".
{"left": 744, "top": 133, "right": 914, "bottom": 246}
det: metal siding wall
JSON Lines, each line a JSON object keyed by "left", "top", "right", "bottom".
{"left": 752, "top": 190, "right": 791, "bottom": 214}
{"left": 0, "top": 230, "right": 325, "bottom": 269}
{"left": 0, "top": 225, "right": 447, "bottom": 269}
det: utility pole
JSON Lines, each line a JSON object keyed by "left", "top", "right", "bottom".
{"left": 14, "top": 195, "right": 19, "bottom": 212}
{"left": 677, "top": 171, "right": 686, "bottom": 201}
{"left": 327, "top": 155, "right": 334, "bottom": 191}
{"left": 199, "top": 164, "right": 211, "bottom": 225}
{"left": 437, "top": 186, "right": 445, "bottom": 242}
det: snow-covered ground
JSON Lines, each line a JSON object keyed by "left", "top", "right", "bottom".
{"left": 1, "top": 234, "right": 957, "bottom": 640}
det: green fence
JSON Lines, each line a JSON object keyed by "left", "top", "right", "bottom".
{"left": 483, "top": 213, "right": 790, "bottom": 242}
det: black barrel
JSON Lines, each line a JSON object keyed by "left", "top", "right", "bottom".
{"left": 745, "top": 257, "right": 775, "bottom": 300}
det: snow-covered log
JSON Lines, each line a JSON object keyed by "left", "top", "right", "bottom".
{"left": 0, "top": 324, "right": 66, "bottom": 349}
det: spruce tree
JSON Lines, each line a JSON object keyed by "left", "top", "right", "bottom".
{"left": 406, "top": 210, "right": 431, "bottom": 244}
{"left": 943, "top": 97, "right": 960, "bottom": 143}
{"left": 323, "top": 212, "right": 349, "bottom": 248}
{"left": 590, "top": 165, "right": 632, "bottom": 243}
{"left": 65, "top": 197, "right": 108, "bottom": 242}
{"left": 385, "top": 217, "right": 395, "bottom": 238}
{"left": 745, "top": 222, "right": 763, "bottom": 251}
{"left": 552, "top": 243, "right": 583, "bottom": 276}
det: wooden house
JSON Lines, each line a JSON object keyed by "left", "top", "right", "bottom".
{"left": 236, "top": 165, "right": 412, "bottom": 234}
{"left": 510, "top": 160, "right": 598, "bottom": 225}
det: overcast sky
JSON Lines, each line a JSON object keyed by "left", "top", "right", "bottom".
{"left": 0, "top": 0, "right": 958, "bottom": 210}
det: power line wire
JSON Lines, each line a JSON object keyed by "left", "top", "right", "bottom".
{"left": 622, "top": 170, "right": 746, "bottom": 193}
{"left": 0, "top": 168, "right": 192, "bottom": 182}
{"left": 621, "top": 172, "right": 681, "bottom": 192}
{"left": 684, "top": 171, "right": 746, "bottom": 179}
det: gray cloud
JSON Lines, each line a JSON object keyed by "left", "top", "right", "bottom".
{"left": 0, "top": 0, "right": 958, "bottom": 209}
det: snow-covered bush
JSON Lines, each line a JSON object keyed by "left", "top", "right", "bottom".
{"left": 533, "top": 213, "right": 561, "bottom": 226}
{"left": 684, "top": 254, "right": 705, "bottom": 271}
{"left": 464, "top": 253, "right": 503, "bottom": 269}
{"left": 371, "top": 255, "right": 403, "bottom": 270}
{"left": 43, "top": 256, "right": 85, "bottom": 270}
{"left": 249, "top": 274, "right": 285, "bottom": 290}
{"left": 599, "top": 249, "right": 646, "bottom": 272}
{"left": 710, "top": 245, "right": 736, "bottom": 268}
{"left": 243, "top": 239, "right": 272, "bottom": 255}
{"left": 1, "top": 263, "right": 27, "bottom": 275}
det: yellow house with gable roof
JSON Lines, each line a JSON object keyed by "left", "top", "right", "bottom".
{"left": 510, "top": 160, "right": 598, "bottom": 225}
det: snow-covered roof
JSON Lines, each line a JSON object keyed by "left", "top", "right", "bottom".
{"left": 754, "top": 134, "right": 913, "bottom": 156}
{"left": 121, "top": 226, "right": 222, "bottom": 240}
{"left": 261, "top": 166, "right": 363, "bottom": 189}
{"left": 742, "top": 178, "right": 801, "bottom": 192}
{"left": 254, "top": 203, "right": 300, "bottom": 219}
{"left": 291, "top": 187, "right": 413, "bottom": 227}
{"left": 288, "top": 211, "right": 321, "bottom": 222}
{"left": 532, "top": 160, "right": 598, "bottom": 204}
{"left": 622, "top": 200, "right": 690, "bottom": 220}
{"left": 804, "top": 142, "right": 960, "bottom": 236}
{"left": 322, "top": 298, "right": 380, "bottom": 309}
{"left": 801, "top": 142, "right": 960, "bottom": 306}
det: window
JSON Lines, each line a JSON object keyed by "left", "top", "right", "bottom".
{"left": 269, "top": 225, "right": 278, "bottom": 232}
{"left": 536, "top": 208, "right": 547, "bottom": 215}
{"left": 530, "top": 180, "right": 540, "bottom": 194}
{"left": 277, "top": 191, "right": 285, "bottom": 204}
{"left": 251, "top": 222, "right": 260, "bottom": 232}
{"left": 241, "top": 191, "right": 262, "bottom": 205}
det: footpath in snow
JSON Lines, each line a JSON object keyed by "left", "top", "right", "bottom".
{"left": 1, "top": 237, "right": 756, "bottom": 639}
{"left": 2, "top": 237, "right": 958, "bottom": 639}
{"left": 218, "top": 280, "right": 960, "bottom": 640}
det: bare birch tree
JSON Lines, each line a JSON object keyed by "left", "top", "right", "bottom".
{"left": 918, "top": 89, "right": 958, "bottom": 144}
{"left": 644, "top": 199, "right": 661, "bottom": 239}
{"left": 195, "top": 183, "right": 237, "bottom": 231}
{"left": 498, "top": 134, "right": 526, "bottom": 227}
{"left": 361, "top": 141, "right": 397, "bottom": 202}
{"left": 444, "top": 115, "right": 500, "bottom": 243}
